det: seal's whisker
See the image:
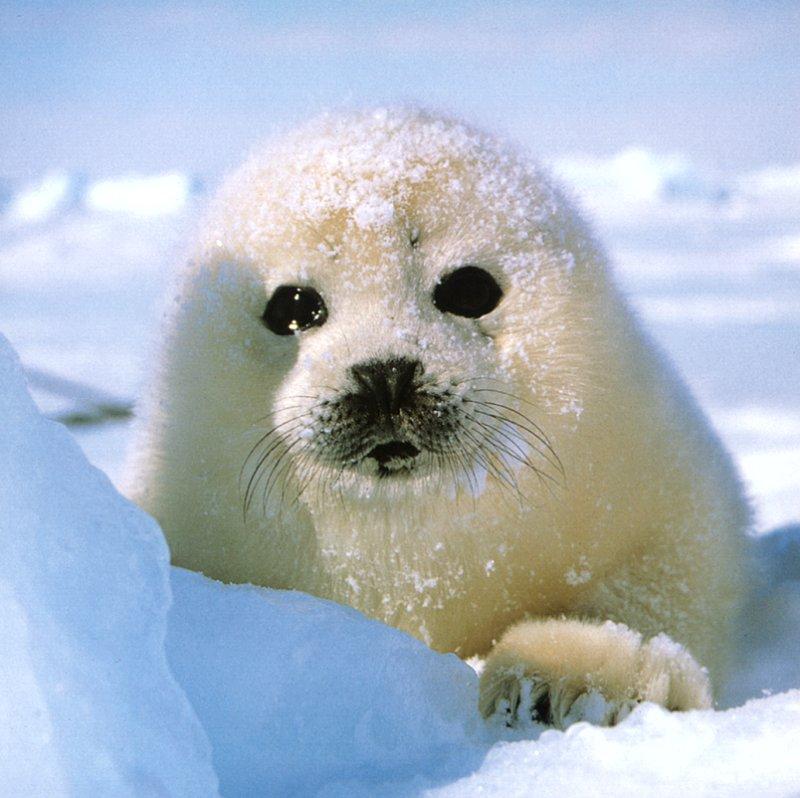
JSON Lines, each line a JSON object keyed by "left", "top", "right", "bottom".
{"left": 458, "top": 425, "right": 525, "bottom": 503}
{"left": 289, "top": 446, "right": 328, "bottom": 510}
{"left": 467, "top": 406, "right": 555, "bottom": 470}
{"left": 468, "top": 412, "right": 532, "bottom": 462}
{"left": 242, "top": 418, "right": 308, "bottom": 499}
{"left": 243, "top": 422, "right": 310, "bottom": 517}
{"left": 251, "top": 398, "right": 328, "bottom": 424}
{"left": 242, "top": 415, "right": 309, "bottom": 471}
{"left": 452, "top": 377, "right": 564, "bottom": 471}
{"left": 457, "top": 378, "right": 541, "bottom": 408}
{"left": 279, "top": 442, "right": 316, "bottom": 511}
{"left": 467, "top": 409, "right": 562, "bottom": 486}
{"left": 463, "top": 425, "right": 519, "bottom": 491}
{"left": 260, "top": 437, "right": 307, "bottom": 517}
{"left": 469, "top": 398, "right": 557, "bottom": 454}
{"left": 465, "top": 401, "right": 564, "bottom": 478}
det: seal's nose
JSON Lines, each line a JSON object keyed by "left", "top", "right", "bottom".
{"left": 350, "top": 357, "right": 421, "bottom": 417}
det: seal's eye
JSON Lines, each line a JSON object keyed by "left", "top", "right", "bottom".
{"left": 433, "top": 265, "right": 502, "bottom": 319}
{"left": 262, "top": 285, "right": 328, "bottom": 335}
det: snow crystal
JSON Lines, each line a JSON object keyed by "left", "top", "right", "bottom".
{"left": 352, "top": 195, "right": 395, "bottom": 230}
{"left": 202, "top": 108, "right": 572, "bottom": 277}
{"left": 565, "top": 555, "right": 592, "bottom": 586}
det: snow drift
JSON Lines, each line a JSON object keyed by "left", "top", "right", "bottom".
{"left": 0, "top": 334, "right": 217, "bottom": 796}
{"left": 167, "top": 570, "right": 478, "bottom": 796}
{"left": 2, "top": 171, "right": 201, "bottom": 227}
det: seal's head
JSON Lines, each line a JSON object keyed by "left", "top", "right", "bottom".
{"left": 135, "top": 108, "right": 614, "bottom": 582}
{"left": 197, "top": 110, "right": 599, "bottom": 497}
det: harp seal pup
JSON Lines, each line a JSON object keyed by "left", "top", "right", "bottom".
{"left": 128, "top": 108, "right": 749, "bottom": 728}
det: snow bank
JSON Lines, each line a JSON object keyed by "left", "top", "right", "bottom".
{"left": 166, "top": 563, "right": 800, "bottom": 798}
{"left": 0, "top": 334, "right": 218, "bottom": 796}
{"left": 167, "top": 569, "right": 479, "bottom": 796}
{"left": 418, "top": 693, "right": 800, "bottom": 798}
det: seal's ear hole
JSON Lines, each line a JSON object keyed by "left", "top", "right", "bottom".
{"left": 262, "top": 286, "right": 328, "bottom": 335}
{"left": 433, "top": 266, "right": 502, "bottom": 319}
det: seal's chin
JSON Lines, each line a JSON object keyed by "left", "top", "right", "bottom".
{"left": 365, "top": 440, "right": 421, "bottom": 477}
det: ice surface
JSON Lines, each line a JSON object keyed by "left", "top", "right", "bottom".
{"left": 0, "top": 335, "right": 218, "bottom": 797}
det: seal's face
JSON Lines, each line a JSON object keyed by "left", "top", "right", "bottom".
{"left": 250, "top": 254, "right": 557, "bottom": 507}
{"left": 196, "top": 110, "right": 599, "bottom": 514}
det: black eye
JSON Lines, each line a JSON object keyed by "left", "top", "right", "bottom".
{"left": 262, "top": 285, "right": 328, "bottom": 335}
{"left": 433, "top": 266, "right": 502, "bottom": 319}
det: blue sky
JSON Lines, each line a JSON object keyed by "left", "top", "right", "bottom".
{"left": 2, "top": 1, "right": 799, "bottom": 180}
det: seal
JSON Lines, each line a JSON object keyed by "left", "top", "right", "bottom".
{"left": 128, "top": 108, "right": 749, "bottom": 727}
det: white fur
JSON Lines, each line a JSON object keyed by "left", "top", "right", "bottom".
{"left": 127, "top": 109, "right": 749, "bottom": 726}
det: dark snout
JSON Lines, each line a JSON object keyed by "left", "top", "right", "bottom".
{"left": 350, "top": 357, "right": 422, "bottom": 418}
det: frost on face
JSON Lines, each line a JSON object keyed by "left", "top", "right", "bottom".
{"left": 202, "top": 107, "right": 596, "bottom": 524}
{"left": 352, "top": 195, "right": 395, "bottom": 230}
{"left": 202, "top": 107, "right": 587, "bottom": 276}
{"left": 565, "top": 555, "right": 592, "bottom": 586}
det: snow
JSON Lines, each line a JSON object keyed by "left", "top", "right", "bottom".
{"left": 0, "top": 335, "right": 218, "bottom": 797}
{"left": 552, "top": 152, "right": 800, "bottom": 226}
{"left": 85, "top": 173, "right": 193, "bottom": 216}
{"left": 420, "top": 695, "right": 800, "bottom": 798}
{"left": 553, "top": 148, "right": 706, "bottom": 204}
{"left": 352, "top": 195, "right": 396, "bottom": 229}
{"left": 739, "top": 164, "right": 800, "bottom": 200}
{"left": 2, "top": 171, "right": 197, "bottom": 229}
{"left": 5, "top": 172, "right": 82, "bottom": 225}
{"left": 166, "top": 568, "right": 477, "bottom": 796}
{"left": 167, "top": 563, "right": 800, "bottom": 797}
